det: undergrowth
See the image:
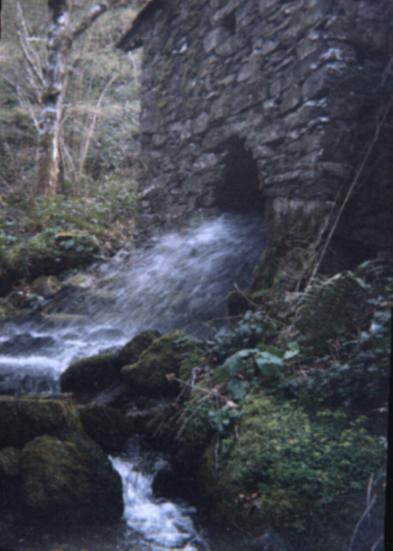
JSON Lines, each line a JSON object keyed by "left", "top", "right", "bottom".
{"left": 171, "top": 259, "right": 391, "bottom": 534}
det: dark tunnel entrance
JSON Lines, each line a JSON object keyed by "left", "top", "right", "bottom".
{"left": 215, "top": 137, "right": 262, "bottom": 213}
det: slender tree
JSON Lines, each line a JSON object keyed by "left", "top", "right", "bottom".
{"left": 15, "top": 0, "right": 128, "bottom": 196}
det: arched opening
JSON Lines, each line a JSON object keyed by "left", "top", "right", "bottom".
{"left": 215, "top": 136, "right": 262, "bottom": 213}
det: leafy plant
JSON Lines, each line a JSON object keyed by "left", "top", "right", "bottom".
{"left": 212, "top": 395, "right": 386, "bottom": 531}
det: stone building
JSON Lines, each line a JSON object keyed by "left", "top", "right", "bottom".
{"left": 121, "top": 0, "right": 393, "bottom": 281}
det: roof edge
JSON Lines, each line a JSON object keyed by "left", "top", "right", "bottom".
{"left": 117, "top": 0, "right": 165, "bottom": 50}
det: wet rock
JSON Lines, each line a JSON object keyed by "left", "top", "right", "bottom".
{"left": 78, "top": 405, "right": 133, "bottom": 453}
{"left": 0, "top": 333, "right": 56, "bottom": 356}
{"left": 0, "top": 397, "right": 82, "bottom": 448}
{"left": 19, "top": 434, "right": 123, "bottom": 526}
{"left": 30, "top": 275, "right": 61, "bottom": 298}
{"left": 0, "top": 447, "right": 21, "bottom": 481}
{"left": 0, "top": 370, "right": 58, "bottom": 396}
{"left": 118, "top": 329, "right": 161, "bottom": 365}
{"left": 60, "top": 330, "right": 162, "bottom": 397}
{"left": 121, "top": 331, "right": 204, "bottom": 397}
{"left": 2, "top": 232, "right": 100, "bottom": 297}
{"left": 125, "top": 399, "right": 172, "bottom": 435}
{"left": 60, "top": 351, "right": 124, "bottom": 396}
{"left": 0, "top": 447, "right": 21, "bottom": 538}
{"left": 62, "top": 272, "right": 96, "bottom": 290}
{"left": 226, "top": 289, "right": 250, "bottom": 317}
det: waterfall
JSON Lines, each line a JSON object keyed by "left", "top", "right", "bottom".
{"left": 0, "top": 213, "right": 265, "bottom": 395}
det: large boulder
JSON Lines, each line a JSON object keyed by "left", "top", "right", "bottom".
{"left": 19, "top": 434, "right": 123, "bottom": 526}
{"left": 121, "top": 331, "right": 204, "bottom": 397}
{"left": 0, "top": 397, "right": 82, "bottom": 448}
{"left": 60, "top": 330, "right": 160, "bottom": 396}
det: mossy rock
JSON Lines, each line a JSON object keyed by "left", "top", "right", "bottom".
{"left": 19, "top": 434, "right": 123, "bottom": 526}
{"left": 0, "top": 397, "right": 82, "bottom": 449}
{"left": 60, "top": 352, "right": 124, "bottom": 396}
{"left": 78, "top": 405, "right": 134, "bottom": 453}
{"left": 60, "top": 330, "right": 162, "bottom": 397}
{"left": 0, "top": 447, "right": 21, "bottom": 512}
{"left": 198, "top": 395, "right": 385, "bottom": 532}
{"left": 0, "top": 447, "right": 20, "bottom": 481}
{"left": 118, "top": 330, "right": 161, "bottom": 365}
{"left": 30, "top": 275, "right": 62, "bottom": 298}
{"left": 0, "top": 231, "right": 100, "bottom": 296}
{"left": 121, "top": 331, "right": 204, "bottom": 397}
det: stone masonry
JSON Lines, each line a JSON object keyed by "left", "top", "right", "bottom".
{"left": 120, "top": 0, "right": 393, "bottom": 275}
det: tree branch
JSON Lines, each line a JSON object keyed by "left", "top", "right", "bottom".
{"left": 70, "top": 1, "right": 126, "bottom": 41}
{"left": 16, "top": 2, "right": 46, "bottom": 89}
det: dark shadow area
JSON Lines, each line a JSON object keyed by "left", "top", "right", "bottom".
{"left": 215, "top": 137, "right": 262, "bottom": 213}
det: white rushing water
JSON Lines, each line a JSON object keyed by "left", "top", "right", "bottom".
{"left": 111, "top": 441, "right": 208, "bottom": 551}
{"left": 0, "top": 213, "right": 265, "bottom": 394}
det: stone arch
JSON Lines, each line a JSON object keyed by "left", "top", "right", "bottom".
{"left": 214, "top": 136, "right": 262, "bottom": 213}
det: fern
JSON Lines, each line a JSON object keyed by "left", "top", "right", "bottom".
{"left": 295, "top": 271, "right": 369, "bottom": 352}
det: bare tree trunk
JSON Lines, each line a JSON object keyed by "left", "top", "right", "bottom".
{"left": 36, "top": 0, "right": 70, "bottom": 196}
{"left": 14, "top": 0, "right": 125, "bottom": 196}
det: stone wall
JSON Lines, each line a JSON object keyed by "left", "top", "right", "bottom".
{"left": 125, "top": 0, "right": 392, "bottom": 276}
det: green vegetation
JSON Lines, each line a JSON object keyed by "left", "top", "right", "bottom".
{"left": 0, "top": 180, "right": 137, "bottom": 295}
{"left": 162, "top": 259, "right": 390, "bottom": 538}
{"left": 121, "top": 331, "right": 205, "bottom": 397}
{"left": 200, "top": 396, "right": 385, "bottom": 532}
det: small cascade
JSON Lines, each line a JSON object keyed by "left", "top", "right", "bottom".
{"left": 111, "top": 440, "right": 209, "bottom": 551}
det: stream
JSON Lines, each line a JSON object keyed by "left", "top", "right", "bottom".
{"left": 0, "top": 213, "right": 265, "bottom": 550}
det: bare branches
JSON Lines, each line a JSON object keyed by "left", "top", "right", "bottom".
{"left": 78, "top": 73, "right": 117, "bottom": 176}
{"left": 15, "top": 2, "right": 46, "bottom": 91}
{"left": 71, "top": 0, "right": 126, "bottom": 41}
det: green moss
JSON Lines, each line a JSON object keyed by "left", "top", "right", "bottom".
{"left": 60, "top": 351, "right": 124, "bottom": 395}
{"left": 118, "top": 330, "right": 161, "bottom": 365}
{"left": 11, "top": 230, "right": 100, "bottom": 279}
{"left": 199, "top": 394, "right": 385, "bottom": 532}
{"left": 60, "top": 330, "right": 162, "bottom": 396}
{"left": 174, "top": 400, "right": 213, "bottom": 465}
{"left": 0, "top": 397, "right": 83, "bottom": 449}
{"left": 121, "top": 331, "right": 204, "bottom": 397}
{"left": 20, "top": 435, "right": 122, "bottom": 526}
